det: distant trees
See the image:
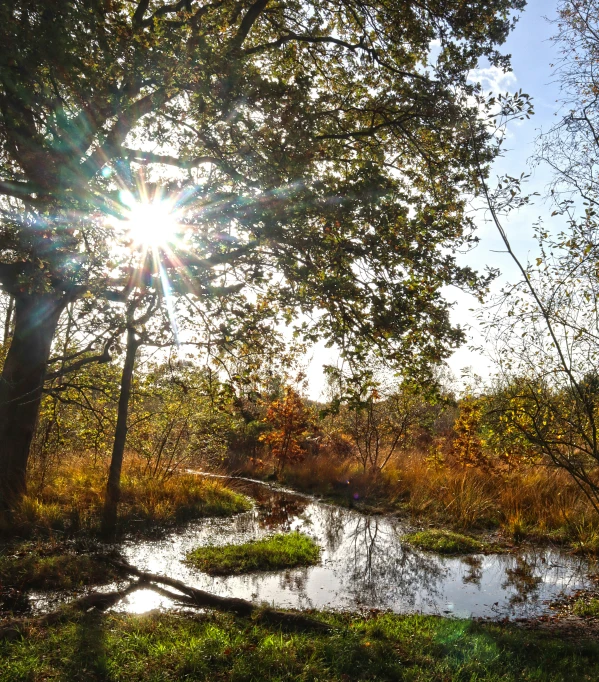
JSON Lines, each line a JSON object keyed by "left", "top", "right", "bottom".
{"left": 323, "top": 364, "right": 439, "bottom": 472}
{"left": 261, "top": 385, "right": 316, "bottom": 475}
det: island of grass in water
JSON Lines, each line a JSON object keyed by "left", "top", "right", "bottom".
{"left": 186, "top": 532, "right": 320, "bottom": 575}
{"left": 402, "top": 529, "right": 486, "bottom": 555}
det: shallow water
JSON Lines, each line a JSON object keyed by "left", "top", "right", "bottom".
{"left": 105, "top": 478, "right": 593, "bottom": 620}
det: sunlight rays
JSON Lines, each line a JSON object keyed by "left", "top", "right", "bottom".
{"left": 110, "top": 189, "right": 189, "bottom": 346}
{"left": 120, "top": 190, "right": 182, "bottom": 249}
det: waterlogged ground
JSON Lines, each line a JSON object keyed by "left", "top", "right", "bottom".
{"left": 96, "top": 477, "right": 593, "bottom": 621}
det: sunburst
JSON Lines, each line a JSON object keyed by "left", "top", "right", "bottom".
{"left": 119, "top": 191, "right": 182, "bottom": 249}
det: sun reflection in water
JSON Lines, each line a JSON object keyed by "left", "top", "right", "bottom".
{"left": 120, "top": 588, "right": 170, "bottom": 614}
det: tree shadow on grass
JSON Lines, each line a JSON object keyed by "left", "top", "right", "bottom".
{"left": 60, "top": 612, "right": 114, "bottom": 682}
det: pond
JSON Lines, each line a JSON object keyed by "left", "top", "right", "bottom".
{"left": 108, "top": 476, "right": 593, "bottom": 620}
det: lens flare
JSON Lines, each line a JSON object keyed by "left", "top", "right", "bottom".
{"left": 121, "top": 193, "right": 181, "bottom": 248}
{"left": 109, "top": 190, "right": 186, "bottom": 347}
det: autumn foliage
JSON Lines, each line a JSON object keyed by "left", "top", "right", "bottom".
{"left": 260, "top": 387, "right": 316, "bottom": 474}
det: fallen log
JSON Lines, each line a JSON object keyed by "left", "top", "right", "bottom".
{"left": 0, "top": 582, "right": 142, "bottom": 642}
{"left": 109, "top": 558, "right": 332, "bottom": 631}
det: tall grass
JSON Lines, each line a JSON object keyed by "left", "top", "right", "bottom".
{"left": 3, "top": 453, "right": 250, "bottom": 537}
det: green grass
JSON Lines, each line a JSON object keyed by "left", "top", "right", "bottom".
{"left": 573, "top": 597, "right": 599, "bottom": 618}
{"left": 0, "top": 546, "right": 118, "bottom": 592}
{"left": 402, "top": 529, "right": 485, "bottom": 555}
{"left": 2, "top": 610, "right": 599, "bottom": 681}
{"left": 185, "top": 532, "right": 321, "bottom": 575}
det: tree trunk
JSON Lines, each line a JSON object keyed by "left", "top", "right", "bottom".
{"left": 0, "top": 293, "right": 65, "bottom": 515}
{"left": 101, "top": 326, "right": 139, "bottom": 538}
{"left": 3, "top": 295, "right": 14, "bottom": 345}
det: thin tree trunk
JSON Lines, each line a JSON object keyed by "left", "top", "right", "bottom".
{"left": 0, "top": 293, "right": 65, "bottom": 516}
{"left": 101, "top": 326, "right": 140, "bottom": 538}
{"left": 3, "top": 295, "right": 14, "bottom": 345}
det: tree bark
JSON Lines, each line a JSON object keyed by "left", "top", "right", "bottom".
{"left": 101, "top": 326, "right": 140, "bottom": 538}
{"left": 0, "top": 292, "right": 65, "bottom": 516}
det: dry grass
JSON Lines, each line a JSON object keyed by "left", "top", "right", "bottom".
{"left": 3, "top": 453, "right": 251, "bottom": 538}
{"left": 238, "top": 450, "right": 599, "bottom": 548}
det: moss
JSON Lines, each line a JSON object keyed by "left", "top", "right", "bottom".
{"left": 2, "top": 610, "right": 599, "bottom": 681}
{"left": 186, "top": 532, "right": 320, "bottom": 575}
{"left": 572, "top": 597, "right": 599, "bottom": 618}
{"left": 402, "top": 529, "right": 485, "bottom": 555}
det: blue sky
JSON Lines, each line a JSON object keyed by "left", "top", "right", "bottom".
{"left": 445, "top": 0, "right": 567, "bottom": 387}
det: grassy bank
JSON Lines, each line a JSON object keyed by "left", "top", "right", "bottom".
{"left": 2, "top": 609, "right": 599, "bottom": 681}
{"left": 2, "top": 455, "right": 251, "bottom": 538}
{"left": 236, "top": 453, "right": 599, "bottom": 550}
{"left": 186, "top": 532, "right": 320, "bottom": 575}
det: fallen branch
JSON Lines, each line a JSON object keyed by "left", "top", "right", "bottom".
{"left": 0, "top": 582, "right": 142, "bottom": 642}
{"left": 110, "top": 559, "right": 332, "bottom": 631}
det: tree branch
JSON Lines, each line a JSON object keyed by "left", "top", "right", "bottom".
{"left": 229, "top": 0, "right": 269, "bottom": 52}
{"left": 121, "top": 147, "right": 257, "bottom": 186}
{"left": 45, "top": 340, "right": 114, "bottom": 382}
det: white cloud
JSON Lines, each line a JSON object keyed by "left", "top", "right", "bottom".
{"left": 469, "top": 66, "right": 517, "bottom": 94}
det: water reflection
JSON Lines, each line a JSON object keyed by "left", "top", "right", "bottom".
{"left": 461, "top": 556, "right": 483, "bottom": 586}
{"left": 341, "top": 517, "right": 445, "bottom": 610}
{"left": 20, "top": 478, "right": 595, "bottom": 620}
{"left": 502, "top": 556, "right": 543, "bottom": 606}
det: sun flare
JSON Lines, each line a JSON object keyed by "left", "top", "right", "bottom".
{"left": 120, "top": 193, "right": 182, "bottom": 249}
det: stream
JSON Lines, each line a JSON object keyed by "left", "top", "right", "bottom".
{"left": 100, "top": 476, "right": 594, "bottom": 621}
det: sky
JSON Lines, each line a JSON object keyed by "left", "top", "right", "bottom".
{"left": 446, "top": 0, "right": 563, "bottom": 386}
{"left": 304, "top": 0, "right": 566, "bottom": 400}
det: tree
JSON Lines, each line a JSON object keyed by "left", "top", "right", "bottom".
{"left": 261, "top": 384, "right": 315, "bottom": 475}
{"left": 482, "top": 219, "right": 599, "bottom": 514}
{"left": 535, "top": 0, "right": 599, "bottom": 205}
{"left": 0, "top": 0, "right": 525, "bottom": 514}
{"left": 325, "top": 364, "right": 432, "bottom": 472}
{"left": 450, "top": 395, "right": 487, "bottom": 468}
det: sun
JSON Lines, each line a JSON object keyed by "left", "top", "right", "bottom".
{"left": 120, "top": 192, "right": 181, "bottom": 249}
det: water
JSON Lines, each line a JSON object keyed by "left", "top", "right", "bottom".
{"left": 104, "top": 478, "right": 593, "bottom": 620}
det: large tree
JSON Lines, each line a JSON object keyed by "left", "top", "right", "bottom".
{"left": 0, "top": 0, "right": 525, "bottom": 514}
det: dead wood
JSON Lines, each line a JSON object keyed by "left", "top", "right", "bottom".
{"left": 0, "top": 559, "right": 332, "bottom": 641}
{"left": 109, "top": 558, "right": 332, "bottom": 631}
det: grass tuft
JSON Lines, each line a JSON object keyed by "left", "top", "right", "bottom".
{"left": 402, "top": 529, "right": 484, "bottom": 555}
{"left": 185, "top": 532, "right": 320, "bottom": 575}
{"left": 572, "top": 597, "right": 599, "bottom": 618}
